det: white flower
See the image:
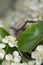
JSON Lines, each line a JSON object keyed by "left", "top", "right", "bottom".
{"left": 2, "top": 61, "right": 7, "bottom": 65}
{"left": 2, "top": 37, "right": 8, "bottom": 44}
{"left": 36, "top": 45, "right": 43, "bottom": 60}
{"left": 0, "top": 43, "right": 6, "bottom": 48}
{"left": 2, "top": 36, "right": 18, "bottom": 47}
{"left": 32, "top": 45, "right": 43, "bottom": 60}
{"left": 28, "top": 61, "right": 35, "bottom": 65}
{"left": 31, "top": 51, "right": 38, "bottom": 59}
{"left": 0, "top": 49, "right": 5, "bottom": 59}
{"left": 2, "top": 61, "right": 11, "bottom": 65}
{"left": 11, "top": 62, "right": 21, "bottom": 65}
{"left": 36, "top": 59, "right": 42, "bottom": 65}
{"left": 5, "top": 54, "right": 13, "bottom": 61}
{"left": 36, "top": 45, "right": 43, "bottom": 51}
{"left": 13, "top": 51, "right": 21, "bottom": 62}
{"left": 13, "top": 51, "right": 19, "bottom": 57}
{"left": 31, "top": 45, "right": 43, "bottom": 65}
{"left": 13, "top": 55, "right": 21, "bottom": 62}
{"left": 29, "top": 4, "right": 38, "bottom": 11}
{"left": 15, "top": 0, "right": 43, "bottom": 21}
{"left": 31, "top": 12, "right": 39, "bottom": 18}
{"left": 21, "top": 63, "right": 27, "bottom": 65}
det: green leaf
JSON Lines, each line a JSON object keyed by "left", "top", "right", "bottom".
{"left": 0, "top": 27, "right": 10, "bottom": 37}
{"left": 18, "top": 22, "right": 43, "bottom": 52}
{"left": 0, "top": 27, "right": 10, "bottom": 38}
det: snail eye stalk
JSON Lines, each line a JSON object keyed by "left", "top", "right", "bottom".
{"left": 11, "top": 20, "right": 35, "bottom": 38}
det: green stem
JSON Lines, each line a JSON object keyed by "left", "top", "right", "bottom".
{"left": 6, "top": 44, "right": 8, "bottom": 54}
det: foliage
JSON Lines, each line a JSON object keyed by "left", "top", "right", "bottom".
{"left": 18, "top": 22, "right": 43, "bottom": 52}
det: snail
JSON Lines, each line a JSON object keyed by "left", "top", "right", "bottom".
{"left": 11, "top": 20, "right": 36, "bottom": 59}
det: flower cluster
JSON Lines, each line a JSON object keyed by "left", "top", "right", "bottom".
{"left": 2, "top": 52, "right": 36, "bottom": 65}
{"left": 0, "top": 35, "right": 18, "bottom": 60}
{"left": 2, "top": 51, "right": 21, "bottom": 65}
{"left": 0, "top": 35, "right": 43, "bottom": 65}
{"left": 31, "top": 45, "right": 43, "bottom": 65}
{"left": 15, "top": 0, "right": 43, "bottom": 21}
{"left": 2, "top": 36, "right": 18, "bottom": 48}
{"left": 0, "top": 35, "right": 22, "bottom": 65}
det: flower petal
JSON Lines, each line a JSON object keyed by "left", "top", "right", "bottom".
{"left": 2, "top": 61, "right": 7, "bottom": 65}
{"left": 0, "top": 49, "right": 5, "bottom": 59}
{"left": 21, "top": 63, "right": 27, "bottom": 65}
{"left": 14, "top": 56, "right": 21, "bottom": 62}
{"left": 11, "top": 62, "right": 21, "bottom": 65}
{"left": 0, "top": 43, "right": 6, "bottom": 48}
{"left": 31, "top": 51, "right": 38, "bottom": 59}
{"left": 2, "top": 61, "right": 11, "bottom": 65}
{"left": 13, "top": 51, "right": 19, "bottom": 57}
{"left": 36, "top": 59, "right": 42, "bottom": 65}
{"left": 2, "top": 38, "right": 8, "bottom": 43}
{"left": 8, "top": 42, "right": 15, "bottom": 47}
{"left": 36, "top": 45, "right": 43, "bottom": 51}
{"left": 5, "top": 54, "right": 13, "bottom": 61}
